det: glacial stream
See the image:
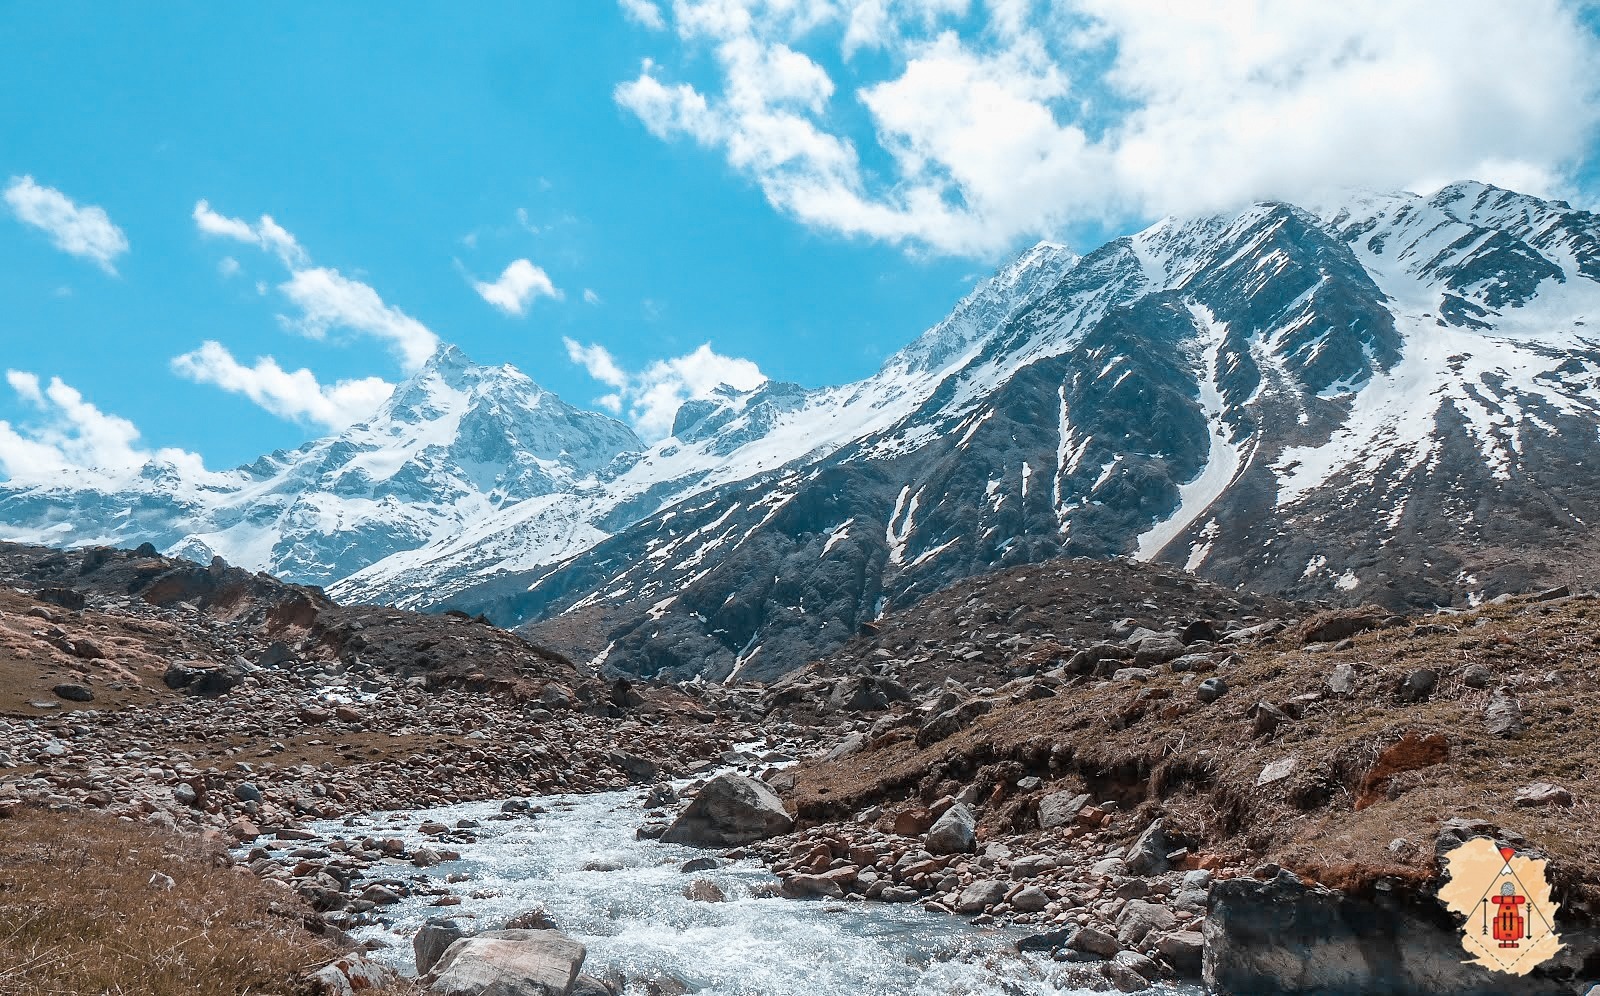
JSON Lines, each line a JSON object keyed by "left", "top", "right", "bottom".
{"left": 313, "top": 783, "right": 1200, "bottom": 995}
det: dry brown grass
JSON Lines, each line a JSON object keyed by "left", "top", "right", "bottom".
{"left": 0, "top": 806, "right": 341, "bottom": 996}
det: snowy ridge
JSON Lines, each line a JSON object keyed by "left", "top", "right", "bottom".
{"left": 7, "top": 183, "right": 1600, "bottom": 679}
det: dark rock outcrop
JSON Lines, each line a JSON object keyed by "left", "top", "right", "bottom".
{"left": 1204, "top": 870, "right": 1596, "bottom": 995}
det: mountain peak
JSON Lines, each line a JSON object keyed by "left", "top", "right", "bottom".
{"left": 421, "top": 341, "right": 473, "bottom": 374}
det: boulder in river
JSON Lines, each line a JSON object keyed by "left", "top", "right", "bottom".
{"left": 660, "top": 773, "right": 794, "bottom": 846}
{"left": 426, "top": 928, "right": 587, "bottom": 996}
{"left": 415, "top": 917, "right": 471, "bottom": 975}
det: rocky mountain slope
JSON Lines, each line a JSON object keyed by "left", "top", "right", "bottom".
{"left": 6, "top": 182, "right": 1600, "bottom": 687}
{"left": 461, "top": 182, "right": 1600, "bottom": 681}
{"left": 0, "top": 538, "right": 772, "bottom": 855}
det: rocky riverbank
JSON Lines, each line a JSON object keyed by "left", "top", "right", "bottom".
{"left": 718, "top": 564, "right": 1600, "bottom": 994}
{"left": 8, "top": 542, "right": 1600, "bottom": 994}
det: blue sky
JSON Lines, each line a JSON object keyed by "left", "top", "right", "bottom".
{"left": 3, "top": 1, "right": 1598, "bottom": 477}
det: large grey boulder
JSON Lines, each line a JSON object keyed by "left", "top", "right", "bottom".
{"left": 426, "top": 929, "right": 587, "bottom": 996}
{"left": 1124, "top": 818, "right": 1170, "bottom": 876}
{"left": 955, "top": 878, "right": 1008, "bottom": 912}
{"left": 1132, "top": 634, "right": 1186, "bottom": 666}
{"left": 1116, "top": 899, "right": 1177, "bottom": 946}
{"left": 924, "top": 802, "right": 977, "bottom": 854}
{"left": 660, "top": 773, "right": 793, "bottom": 846}
{"left": 1038, "top": 790, "right": 1090, "bottom": 830}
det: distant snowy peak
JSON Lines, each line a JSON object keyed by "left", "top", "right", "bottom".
{"left": 1318, "top": 183, "right": 1600, "bottom": 322}
{"left": 268, "top": 344, "right": 642, "bottom": 504}
{"left": 0, "top": 343, "right": 644, "bottom": 588}
{"left": 885, "top": 240, "right": 1081, "bottom": 378}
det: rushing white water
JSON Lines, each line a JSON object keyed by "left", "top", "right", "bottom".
{"left": 312, "top": 786, "right": 1196, "bottom": 995}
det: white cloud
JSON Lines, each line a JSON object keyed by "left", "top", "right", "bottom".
{"left": 192, "top": 200, "right": 441, "bottom": 376}
{"left": 583, "top": 288, "right": 602, "bottom": 305}
{"left": 616, "top": 0, "right": 1600, "bottom": 256}
{"left": 620, "top": 0, "right": 666, "bottom": 29}
{"left": 0, "top": 371, "right": 208, "bottom": 486}
{"left": 3, "top": 176, "right": 129, "bottom": 273}
{"left": 218, "top": 256, "right": 241, "bottom": 278}
{"left": 279, "top": 267, "right": 440, "bottom": 372}
{"left": 170, "top": 342, "right": 394, "bottom": 431}
{"left": 563, "top": 337, "right": 766, "bottom": 440}
{"left": 192, "top": 200, "right": 308, "bottom": 267}
{"left": 471, "top": 258, "right": 563, "bottom": 316}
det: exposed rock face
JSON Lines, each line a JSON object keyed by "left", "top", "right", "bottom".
{"left": 426, "top": 929, "right": 587, "bottom": 996}
{"left": 1204, "top": 871, "right": 1595, "bottom": 995}
{"left": 660, "top": 774, "right": 794, "bottom": 847}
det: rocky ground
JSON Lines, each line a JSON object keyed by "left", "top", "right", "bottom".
{"left": 7, "top": 541, "right": 1600, "bottom": 994}
{"left": 726, "top": 559, "right": 1600, "bottom": 993}
{"left": 0, "top": 542, "right": 814, "bottom": 993}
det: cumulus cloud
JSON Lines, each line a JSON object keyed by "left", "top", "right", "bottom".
{"left": 583, "top": 288, "right": 602, "bottom": 305}
{"left": 279, "top": 267, "right": 439, "bottom": 371}
{"left": 0, "top": 371, "right": 209, "bottom": 486}
{"left": 191, "top": 200, "right": 441, "bottom": 373}
{"left": 620, "top": 0, "right": 666, "bottom": 29}
{"left": 615, "top": 0, "right": 1600, "bottom": 256}
{"left": 170, "top": 341, "right": 394, "bottom": 430}
{"left": 563, "top": 337, "right": 766, "bottom": 440}
{"left": 3, "top": 176, "right": 129, "bottom": 272}
{"left": 471, "top": 258, "right": 563, "bottom": 316}
{"left": 193, "top": 200, "right": 307, "bottom": 267}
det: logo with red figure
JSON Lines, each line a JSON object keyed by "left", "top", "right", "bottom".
{"left": 1438, "top": 838, "right": 1562, "bottom": 975}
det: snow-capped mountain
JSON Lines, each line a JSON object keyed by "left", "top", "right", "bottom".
{"left": 433, "top": 182, "right": 1600, "bottom": 681}
{"left": 0, "top": 344, "right": 641, "bottom": 586}
{"left": 6, "top": 181, "right": 1599, "bottom": 685}
{"left": 325, "top": 239, "right": 1082, "bottom": 607}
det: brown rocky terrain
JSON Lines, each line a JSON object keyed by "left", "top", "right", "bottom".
{"left": 0, "top": 541, "right": 804, "bottom": 993}
{"left": 733, "top": 567, "right": 1600, "bottom": 992}
{"left": 9, "top": 539, "right": 1600, "bottom": 994}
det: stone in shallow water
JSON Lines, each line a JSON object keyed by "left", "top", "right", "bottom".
{"left": 414, "top": 917, "right": 469, "bottom": 975}
{"left": 660, "top": 773, "right": 793, "bottom": 846}
{"left": 425, "top": 929, "right": 586, "bottom": 996}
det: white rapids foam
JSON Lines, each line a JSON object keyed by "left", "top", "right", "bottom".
{"left": 310, "top": 785, "right": 1201, "bottom": 995}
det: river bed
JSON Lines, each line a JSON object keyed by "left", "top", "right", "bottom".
{"left": 307, "top": 782, "right": 1201, "bottom": 996}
